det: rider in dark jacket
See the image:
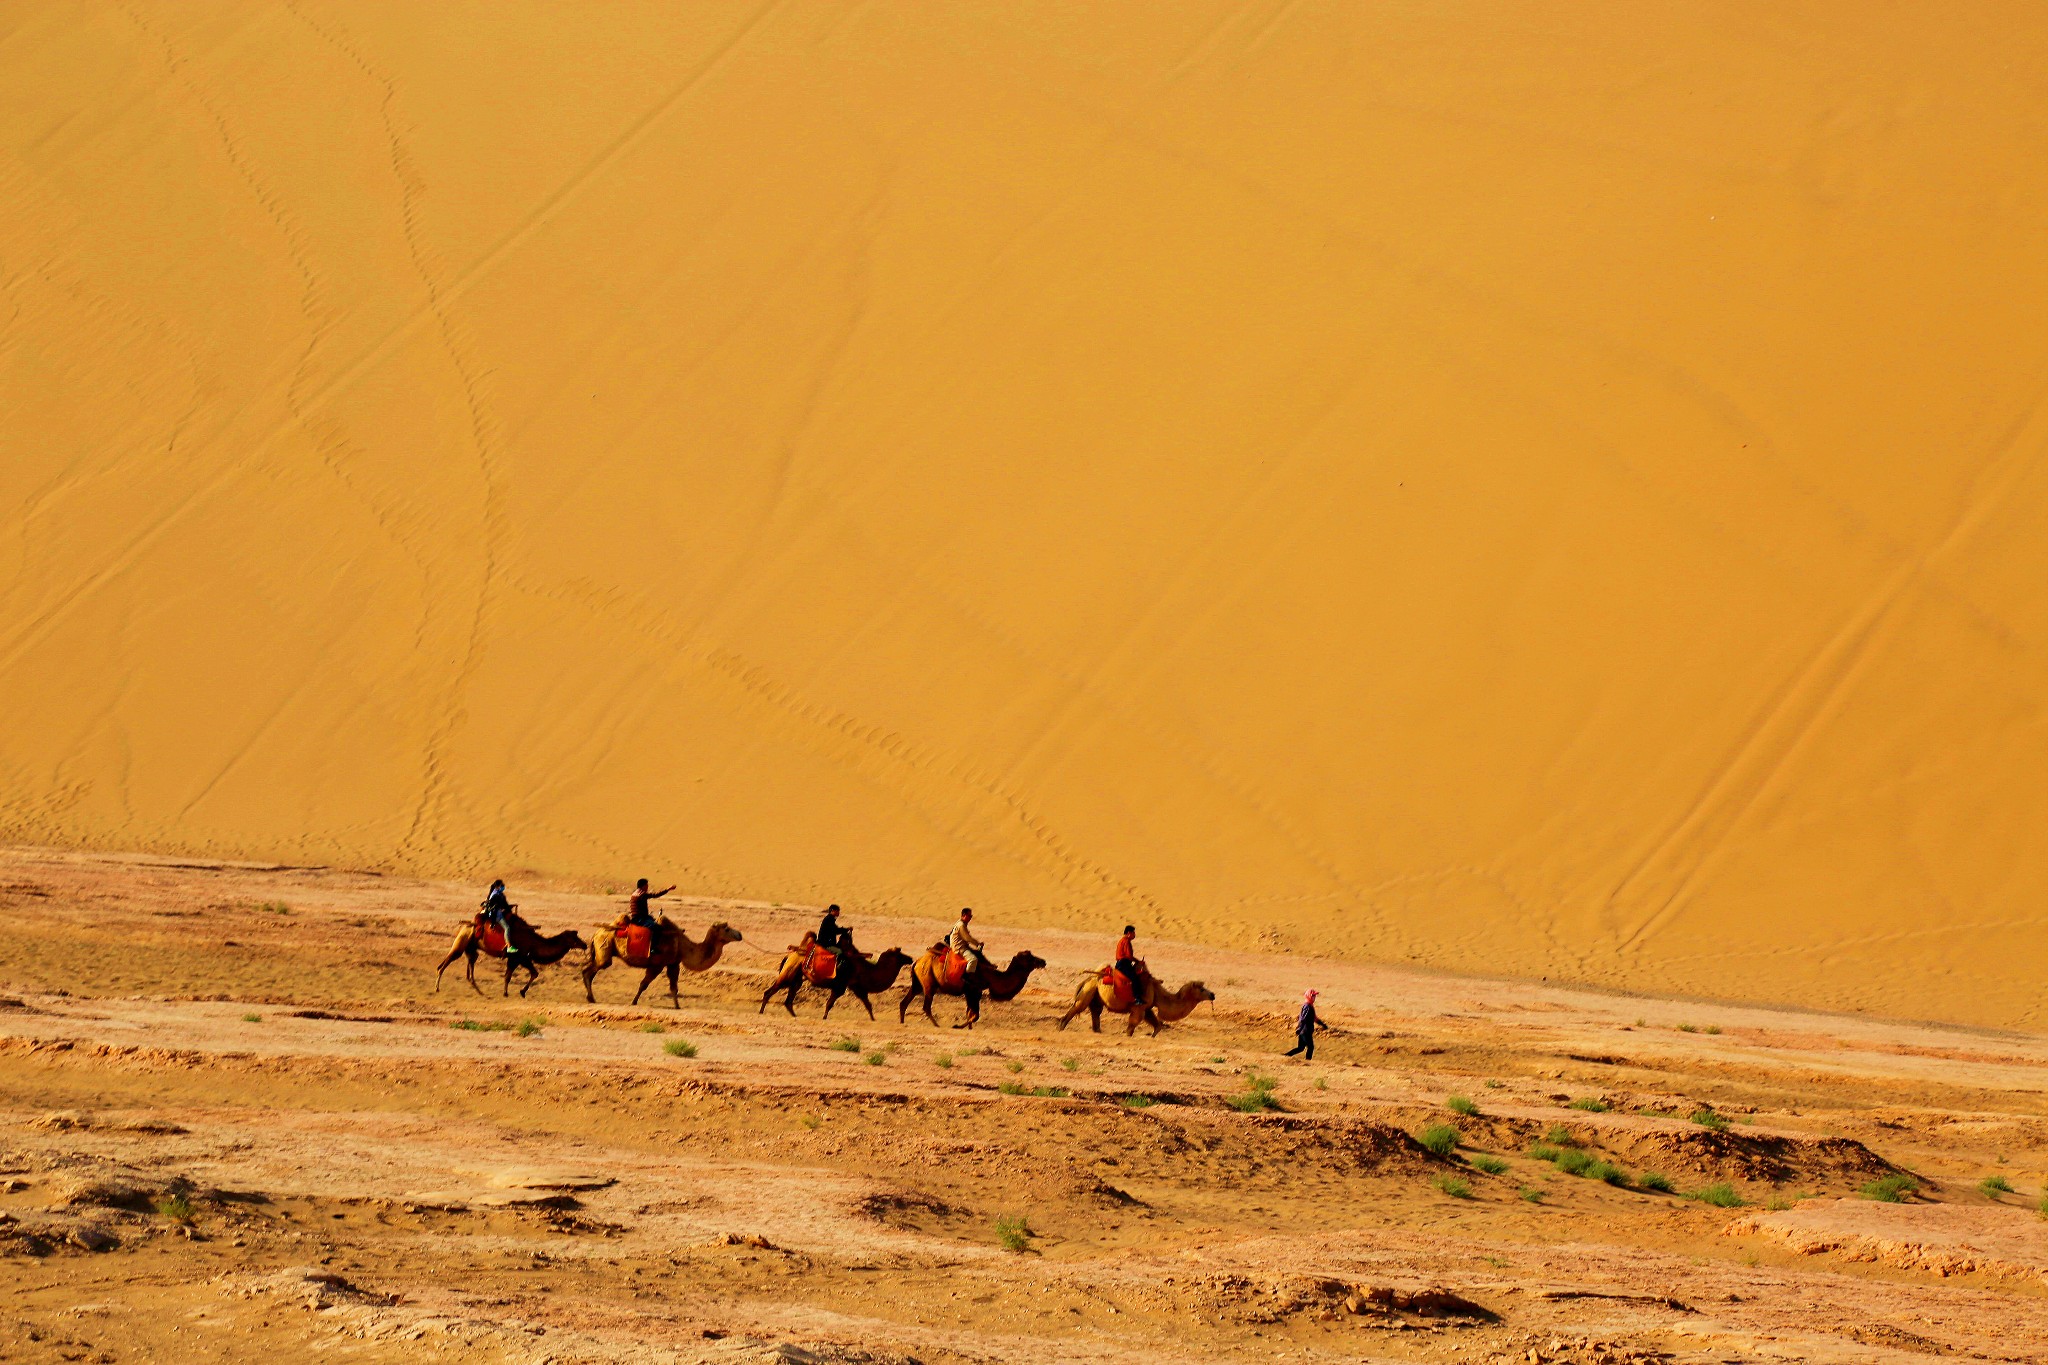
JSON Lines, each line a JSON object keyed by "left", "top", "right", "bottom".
{"left": 815, "top": 905, "right": 848, "bottom": 951}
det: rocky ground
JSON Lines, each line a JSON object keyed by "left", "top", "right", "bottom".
{"left": 2, "top": 846, "right": 2045, "bottom": 1363}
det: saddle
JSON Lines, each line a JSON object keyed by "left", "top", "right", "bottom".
{"left": 933, "top": 945, "right": 971, "bottom": 991}
{"left": 617, "top": 924, "right": 655, "bottom": 966}
{"left": 1100, "top": 963, "right": 1140, "bottom": 1012}
{"left": 478, "top": 924, "right": 508, "bottom": 956}
{"left": 803, "top": 944, "right": 840, "bottom": 985}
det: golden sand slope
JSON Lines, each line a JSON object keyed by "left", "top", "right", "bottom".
{"left": 3, "top": 5, "right": 2047, "bottom": 1027}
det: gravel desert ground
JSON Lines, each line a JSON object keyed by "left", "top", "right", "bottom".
{"left": 4, "top": 847, "right": 2045, "bottom": 1364}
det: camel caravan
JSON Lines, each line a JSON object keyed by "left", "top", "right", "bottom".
{"left": 437, "top": 883, "right": 1214, "bottom": 1034}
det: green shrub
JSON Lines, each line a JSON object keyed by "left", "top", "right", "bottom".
{"left": 1690, "top": 1183, "right": 1743, "bottom": 1208}
{"left": 1120, "top": 1094, "right": 1156, "bottom": 1109}
{"left": 640, "top": 1022, "right": 665, "bottom": 1034}
{"left": 1584, "top": 1160, "right": 1628, "bottom": 1185}
{"left": 1526, "top": 1143, "right": 1562, "bottom": 1163}
{"left": 997, "top": 1081, "right": 1026, "bottom": 1096}
{"left": 1676, "top": 1023, "right": 1698, "bottom": 1033}
{"left": 1314, "top": 1077, "right": 1328, "bottom": 1090}
{"left": 1861, "top": 1174, "right": 1918, "bottom": 1203}
{"left": 1568, "top": 1097, "right": 1610, "bottom": 1112}
{"left": 2037, "top": 1192, "right": 2048, "bottom": 1219}
{"left": 515, "top": 1017, "right": 545, "bottom": 1038}
{"left": 830, "top": 1036, "right": 861, "bottom": 1052}
{"left": 1227, "top": 1071, "right": 1282, "bottom": 1112}
{"left": 1006, "top": 1060, "right": 1025, "bottom": 1074}
{"left": 664, "top": 1039, "right": 697, "bottom": 1058}
{"left": 258, "top": 901, "right": 291, "bottom": 914}
{"left": 1447, "top": 1095, "right": 1480, "bottom": 1117}
{"left": 1031, "top": 1085, "right": 1068, "bottom": 1098}
{"left": 995, "top": 1214, "right": 1032, "bottom": 1252}
{"left": 933, "top": 1053, "right": 953, "bottom": 1069}
{"left": 240, "top": 1013, "right": 262, "bottom": 1023}
{"left": 1703, "top": 1025, "right": 1722, "bottom": 1035}
{"left": 1519, "top": 1187, "right": 1544, "bottom": 1203}
{"left": 1469, "top": 1154, "right": 1508, "bottom": 1176}
{"left": 450, "top": 1019, "right": 513, "bottom": 1032}
{"left": 1640, "top": 1172, "right": 1674, "bottom": 1193}
{"left": 1689, "top": 1108, "right": 1728, "bottom": 1131}
{"left": 1061, "top": 1058, "right": 1079, "bottom": 1072}
{"left": 154, "top": 1193, "right": 194, "bottom": 1222}
{"left": 1432, "top": 1173, "right": 1472, "bottom": 1199}
{"left": 1543, "top": 1125, "right": 1579, "bottom": 1147}
{"left": 1483, "top": 1079, "right": 1503, "bottom": 1089}
{"left": 1979, "top": 1175, "right": 2013, "bottom": 1197}
{"left": 1553, "top": 1149, "right": 1593, "bottom": 1177}
{"left": 863, "top": 1050, "right": 887, "bottom": 1066}
{"left": 1418, "top": 1123, "right": 1460, "bottom": 1157}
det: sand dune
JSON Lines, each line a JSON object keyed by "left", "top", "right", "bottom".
{"left": 4, "top": 4, "right": 2048, "bottom": 1028}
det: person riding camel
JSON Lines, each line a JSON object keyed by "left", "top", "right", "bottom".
{"left": 481, "top": 879, "right": 522, "bottom": 960}
{"left": 815, "top": 904, "right": 848, "bottom": 952}
{"left": 1113, "top": 924, "right": 1142, "bottom": 1000}
{"left": 624, "top": 877, "right": 674, "bottom": 930}
{"left": 949, "top": 907, "right": 984, "bottom": 975}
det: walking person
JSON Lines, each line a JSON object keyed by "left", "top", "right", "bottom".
{"left": 1283, "top": 988, "right": 1328, "bottom": 1060}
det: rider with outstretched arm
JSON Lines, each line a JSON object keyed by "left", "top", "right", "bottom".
{"left": 626, "top": 877, "right": 674, "bottom": 929}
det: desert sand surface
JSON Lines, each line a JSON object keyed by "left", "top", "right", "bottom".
{"left": 3, "top": 847, "right": 2048, "bottom": 1364}
{"left": 6, "top": 5, "right": 2048, "bottom": 1029}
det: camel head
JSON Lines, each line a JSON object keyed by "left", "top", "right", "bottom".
{"left": 876, "top": 947, "right": 910, "bottom": 971}
{"left": 708, "top": 922, "right": 743, "bottom": 945}
{"left": 1007, "top": 950, "right": 1048, "bottom": 976}
{"left": 1185, "top": 981, "right": 1216, "bottom": 1004}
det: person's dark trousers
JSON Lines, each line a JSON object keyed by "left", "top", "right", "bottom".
{"left": 1284, "top": 1029, "right": 1314, "bottom": 1060}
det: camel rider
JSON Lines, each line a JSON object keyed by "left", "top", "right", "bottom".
{"left": 480, "top": 879, "right": 522, "bottom": 958}
{"left": 815, "top": 905, "right": 848, "bottom": 952}
{"left": 949, "top": 907, "right": 984, "bottom": 974}
{"left": 1113, "top": 924, "right": 1142, "bottom": 998}
{"left": 626, "top": 877, "right": 673, "bottom": 930}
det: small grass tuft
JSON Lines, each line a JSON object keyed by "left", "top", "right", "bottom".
{"left": 997, "top": 1081, "right": 1026, "bottom": 1096}
{"left": 1861, "top": 1173, "right": 1918, "bottom": 1203}
{"left": 1689, "top": 1107, "right": 1728, "bottom": 1131}
{"left": 1690, "top": 1182, "right": 1743, "bottom": 1208}
{"left": 995, "top": 1214, "right": 1033, "bottom": 1253}
{"left": 1313, "top": 1077, "right": 1328, "bottom": 1090}
{"left": 1979, "top": 1175, "right": 2013, "bottom": 1198}
{"left": 1568, "top": 1097, "right": 1610, "bottom": 1112}
{"left": 258, "top": 901, "right": 291, "bottom": 915}
{"left": 799, "top": 1114, "right": 822, "bottom": 1130}
{"left": 154, "top": 1192, "right": 194, "bottom": 1222}
{"left": 640, "top": 1022, "right": 666, "bottom": 1034}
{"left": 1431, "top": 1173, "right": 1472, "bottom": 1199}
{"left": 1120, "top": 1094, "right": 1157, "bottom": 1109}
{"left": 933, "top": 1053, "right": 953, "bottom": 1069}
{"left": 1519, "top": 1187, "right": 1544, "bottom": 1203}
{"left": 1468, "top": 1154, "right": 1508, "bottom": 1176}
{"left": 1766, "top": 1195, "right": 1793, "bottom": 1211}
{"left": 451, "top": 1019, "right": 514, "bottom": 1032}
{"left": 1226, "top": 1071, "right": 1282, "bottom": 1113}
{"left": 2037, "top": 1192, "right": 2048, "bottom": 1219}
{"left": 240, "top": 1012, "right": 262, "bottom": 1023}
{"left": 863, "top": 1050, "right": 887, "bottom": 1067}
{"left": 1417, "top": 1123, "right": 1461, "bottom": 1157}
{"left": 1584, "top": 1160, "right": 1629, "bottom": 1185}
{"left": 1060, "top": 1058, "right": 1079, "bottom": 1072}
{"left": 830, "top": 1036, "right": 861, "bottom": 1053}
{"left": 1031, "top": 1085, "right": 1068, "bottom": 1098}
{"left": 1544, "top": 1124, "right": 1580, "bottom": 1147}
{"left": 663, "top": 1039, "right": 697, "bottom": 1058}
{"left": 1006, "top": 1060, "right": 1025, "bottom": 1074}
{"left": 1483, "top": 1078, "right": 1504, "bottom": 1089}
{"left": 1703, "top": 1024, "right": 1722, "bottom": 1035}
{"left": 1676, "top": 1022, "right": 1698, "bottom": 1033}
{"left": 1553, "top": 1149, "right": 1593, "bottom": 1177}
{"left": 1639, "top": 1172, "right": 1674, "bottom": 1193}
{"left": 1526, "top": 1143, "right": 1562, "bottom": 1163}
{"left": 1447, "top": 1094, "right": 1480, "bottom": 1117}
{"left": 515, "top": 1016, "right": 545, "bottom": 1038}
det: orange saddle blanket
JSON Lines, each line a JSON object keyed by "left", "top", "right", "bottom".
{"left": 934, "top": 948, "right": 971, "bottom": 990}
{"left": 803, "top": 946, "right": 840, "bottom": 986}
{"left": 477, "top": 924, "right": 508, "bottom": 956}
{"left": 617, "top": 925, "right": 654, "bottom": 965}
{"left": 1100, "top": 965, "right": 1138, "bottom": 1012}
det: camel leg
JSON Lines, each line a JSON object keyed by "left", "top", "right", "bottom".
{"left": 758, "top": 971, "right": 788, "bottom": 1014}
{"left": 953, "top": 987, "right": 980, "bottom": 1030}
{"left": 898, "top": 980, "right": 919, "bottom": 1025}
{"left": 434, "top": 934, "right": 472, "bottom": 992}
{"left": 922, "top": 987, "right": 941, "bottom": 1028}
{"left": 859, "top": 991, "right": 876, "bottom": 1022}
{"left": 667, "top": 963, "right": 681, "bottom": 1009}
{"left": 581, "top": 943, "right": 607, "bottom": 1004}
{"left": 630, "top": 966, "right": 660, "bottom": 1006}
{"left": 1089, "top": 998, "right": 1104, "bottom": 1033}
{"left": 517, "top": 960, "right": 540, "bottom": 999}
{"left": 502, "top": 955, "right": 516, "bottom": 998}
